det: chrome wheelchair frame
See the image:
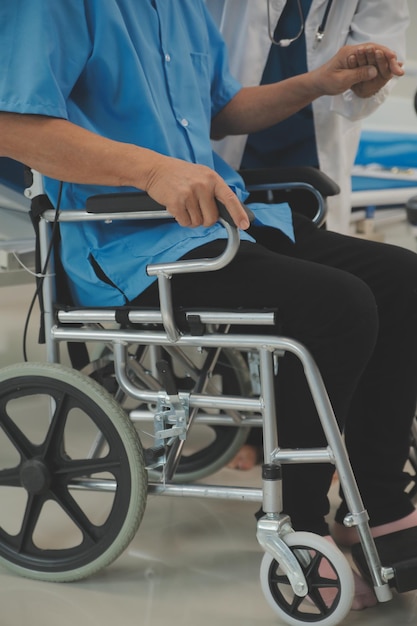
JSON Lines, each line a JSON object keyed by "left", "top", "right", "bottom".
{"left": 2, "top": 168, "right": 416, "bottom": 626}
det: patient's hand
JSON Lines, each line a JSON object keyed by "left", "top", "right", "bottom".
{"left": 144, "top": 155, "right": 250, "bottom": 230}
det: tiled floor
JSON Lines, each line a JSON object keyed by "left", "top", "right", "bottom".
{"left": 1, "top": 213, "right": 417, "bottom": 626}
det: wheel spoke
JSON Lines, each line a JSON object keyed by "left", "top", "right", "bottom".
{"left": 0, "top": 466, "right": 21, "bottom": 487}
{"left": 270, "top": 572, "right": 292, "bottom": 586}
{"left": 304, "top": 552, "right": 340, "bottom": 614}
{"left": 42, "top": 392, "right": 71, "bottom": 458}
{"left": 55, "top": 456, "right": 123, "bottom": 479}
{"left": 288, "top": 592, "right": 306, "bottom": 615}
{"left": 308, "top": 552, "right": 340, "bottom": 588}
{"left": 0, "top": 400, "right": 35, "bottom": 460}
{"left": 17, "top": 493, "right": 45, "bottom": 553}
{"left": 307, "top": 587, "right": 330, "bottom": 615}
{"left": 50, "top": 486, "right": 105, "bottom": 544}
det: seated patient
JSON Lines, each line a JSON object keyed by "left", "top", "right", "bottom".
{"left": 1, "top": 0, "right": 416, "bottom": 611}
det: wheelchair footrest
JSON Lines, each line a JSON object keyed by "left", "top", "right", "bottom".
{"left": 351, "top": 526, "right": 417, "bottom": 593}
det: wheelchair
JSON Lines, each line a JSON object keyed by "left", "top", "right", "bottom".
{"left": 1, "top": 168, "right": 417, "bottom": 626}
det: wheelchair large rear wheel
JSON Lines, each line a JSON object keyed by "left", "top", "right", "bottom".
{"left": 0, "top": 362, "right": 147, "bottom": 582}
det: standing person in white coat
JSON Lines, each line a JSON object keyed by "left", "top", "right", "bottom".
{"left": 206, "top": 0, "right": 409, "bottom": 234}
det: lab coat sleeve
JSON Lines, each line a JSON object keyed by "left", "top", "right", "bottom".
{"left": 329, "top": 0, "right": 410, "bottom": 121}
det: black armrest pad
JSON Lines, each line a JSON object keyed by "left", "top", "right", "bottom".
{"left": 86, "top": 191, "right": 166, "bottom": 213}
{"left": 86, "top": 191, "right": 255, "bottom": 225}
{"left": 239, "top": 166, "right": 340, "bottom": 198}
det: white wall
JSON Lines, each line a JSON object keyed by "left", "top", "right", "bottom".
{"left": 394, "top": 2, "right": 417, "bottom": 95}
{"left": 364, "top": 3, "right": 416, "bottom": 132}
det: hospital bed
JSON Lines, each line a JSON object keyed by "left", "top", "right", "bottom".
{"left": 0, "top": 158, "right": 34, "bottom": 286}
{"left": 350, "top": 91, "right": 417, "bottom": 238}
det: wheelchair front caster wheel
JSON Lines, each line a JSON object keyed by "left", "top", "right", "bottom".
{"left": 260, "top": 531, "right": 354, "bottom": 626}
{"left": 0, "top": 362, "right": 147, "bottom": 582}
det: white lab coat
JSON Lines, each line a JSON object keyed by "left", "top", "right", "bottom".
{"left": 206, "top": 0, "right": 409, "bottom": 233}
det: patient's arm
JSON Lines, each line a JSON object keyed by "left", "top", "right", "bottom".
{"left": 211, "top": 43, "right": 402, "bottom": 139}
{"left": 0, "top": 112, "right": 249, "bottom": 230}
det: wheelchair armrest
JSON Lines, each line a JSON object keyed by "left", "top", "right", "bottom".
{"left": 239, "top": 166, "right": 340, "bottom": 198}
{"left": 41, "top": 192, "right": 244, "bottom": 278}
{"left": 42, "top": 191, "right": 250, "bottom": 343}
{"left": 239, "top": 167, "right": 340, "bottom": 228}
{"left": 86, "top": 190, "right": 255, "bottom": 225}
{"left": 86, "top": 191, "right": 166, "bottom": 213}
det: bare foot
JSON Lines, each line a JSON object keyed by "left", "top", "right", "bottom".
{"left": 227, "top": 444, "right": 260, "bottom": 470}
{"left": 350, "top": 570, "right": 378, "bottom": 610}
{"left": 332, "top": 509, "right": 417, "bottom": 547}
{"left": 321, "top": 537, "right": 377, "bottom": 610}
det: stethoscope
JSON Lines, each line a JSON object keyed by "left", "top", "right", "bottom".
{"left": 267, "top": 0, "right": 334, "bottom": 47}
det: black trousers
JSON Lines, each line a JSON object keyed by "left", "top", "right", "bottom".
{"left": 136, "top": 214, "right": 417, "bottom": 535}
